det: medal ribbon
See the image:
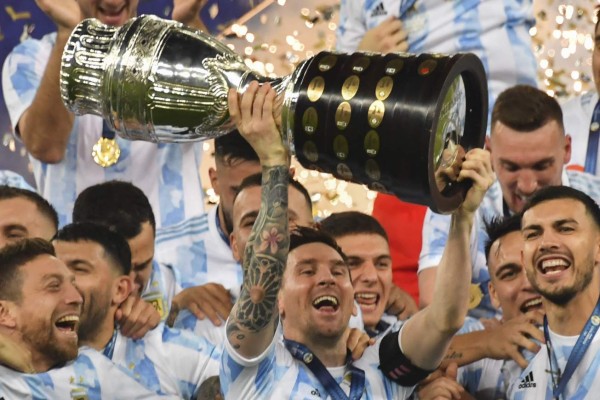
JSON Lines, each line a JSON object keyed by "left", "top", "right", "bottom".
{"left": 102, "top": 330, "right": 119, "bottom": 359}
{"left": 102, "top": 121, "right": 116, "bottom": 141}
{"left": 284, "top": 339, "right": 365, "bottom": 400}
{"left": 583, "top": 100, "right": 600, "bottom": 174}
{"left": 543, "top": 297, "right": 600, "bottom": 399}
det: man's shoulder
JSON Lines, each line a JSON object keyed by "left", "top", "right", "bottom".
{"left": 566, "top": 170, "right": 600, "bottom": 201}
{"left": 5, "top": 33, "right": 56, "bottom": 63}
{"left": 155, "top": 212, "right": 211, "bottom": 245}
{"left": 562, "top": 91, "right": 598, "bottom": 113}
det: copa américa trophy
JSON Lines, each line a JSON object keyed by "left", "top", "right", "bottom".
{"left": 60, "top": 14, "right": 487, "bottom": 213}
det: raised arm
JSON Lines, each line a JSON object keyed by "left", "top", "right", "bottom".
{"left": 225, "top": 82, "right": 290, "bottom": 359}
{"left": 16, "top": 1, "right": 81, "bottom": 162}
{"left": 400, "top": 148, "right": 495, "bottom": 370}
{"left": 172, "top": 0, "right": 208, "bottom": 31}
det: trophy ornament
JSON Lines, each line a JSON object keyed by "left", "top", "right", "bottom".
{"left": 60, "top": 15, "right": 488, "bottom": 213}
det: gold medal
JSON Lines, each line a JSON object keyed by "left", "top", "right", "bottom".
{"left": 92, "top": 137, "right": 121, "bottom": 167}
{"left": 468, "top": 283, "right": 483, "bottom": 310}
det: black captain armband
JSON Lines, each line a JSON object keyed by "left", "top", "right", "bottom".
{"left": 378, "top": 330, "right": 434, "bottom": 387}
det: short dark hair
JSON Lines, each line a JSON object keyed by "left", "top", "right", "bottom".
{"left": 54, "top": 222, "right": 132, "bottom": 276}
{"left": 0, "top": 185, "right": 59, "bottom": 231}
{"left": 72, "top": 181, "right": 155, "bottom": 239}
{"left": 214, "top": 130, "right": 259, "bottom": 165}
{"left": 289, "top": 226, "right": 346, "bottom": 262}
{"left": 319, "top": 211, "right": 388, "bottom": 242}
{"left": 234, "top": 173, "right": 312, "bottom": 214}
{"left": 491, "top": 85, "right": 564, "bottom": 133}
{"left": 0, "top": 238, "right": 56, "bottom": 303}
{"left": 484, "top": 215, "right": 522, "bottom": 264}
{"left": 521, "top": 186, "right": 600, "bottom": 230}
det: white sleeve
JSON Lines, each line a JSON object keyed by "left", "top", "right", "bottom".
{"left": 2, "top": 35, "right": 53, "bottom": 134}
{"left": 418, "top": 208, "right": 452, "bottom": 272}
{"left": 336, "top": 0, "right": 367, "bottom": 53}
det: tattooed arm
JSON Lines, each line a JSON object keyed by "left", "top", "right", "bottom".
{"left": 225, "top": 81, "right": 291, "bottom": 359}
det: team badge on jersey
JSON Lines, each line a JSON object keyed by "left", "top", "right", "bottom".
{"left": 143, "top": 291, "right": 167, "bottom": 320}
{"left": 70, "top": 387, "right": 89, "bottom": 400}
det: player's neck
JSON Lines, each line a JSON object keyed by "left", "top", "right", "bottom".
{"left": 217, "top": 204, "right": 231, "bottom": 238}
{"left": 81, "top": 315, "right": 116, "bottom": 351}
{"left": 288, "top": 332, "right": 348, "bottom": 367}
{"left": 545, "top": 286, "right": 600, "bottom": 336}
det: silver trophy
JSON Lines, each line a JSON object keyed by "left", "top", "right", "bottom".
{"left": 60, "top": 15, "right": 488, "bottom": 213}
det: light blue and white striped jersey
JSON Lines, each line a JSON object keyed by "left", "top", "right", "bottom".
{"left": 336, "top": 0, "right": 538, "bottom": 114}
{"left": 155, "top": 207, "right": 242, "bottom": 299}
{"left": 508, "top": 327, "right": 600, "bottom": 399}
{"left": 173, "top": 309, "right": 228, "bottom": 347}
{"left": 141, "top": 260, "right": 180, "bottom": 321}
{"left": 2, "top": 33, "right": 205, "bottom": 228}
{"left": 156, "top": 208, "right": 364, "bottom": 340}
{"left": 562, "top": 91, "right": 599, "bottom": 175}
{"left": 172, "top": 304, "right": 365, "bottom": 348}
{"left": 0, "top": 170, "right": 34, "bottom": 190}
{"left": 0, "top": 347, "right": 177, "bottom": 400}
{"left": 419, "top": 170, "right": 600, "bottom": 319}
{"left": 220, "top": 324, "right": 414, "bottom": 399}
{"left": 109, "top": 323, "right": 220, "bottom": 399}
{"left": 456, "top": 317, "right": 528, "bottom": 400}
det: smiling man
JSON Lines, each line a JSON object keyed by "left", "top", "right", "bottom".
{"left": 53, "top": 222, "right": 220, "bottom": 399}
{"left": 320, "top": 211, "right": 396, "bottom": 337}
{"left": 508, "top": 186, "right": 600, "bottom": 399}
{"left": 0, "top": 238, "right": 173, "bottom": 399}
{"left": 421, "top": 215, "right": 545, "bottom": 399}
{"left": 219, "top": 81, "right": 493, "bottom": 399}
{"left": 419, "top": 85, "right": 600, "bottom": 320}
{"left": 73, "top": 180, "right": 177, "bottom": 327}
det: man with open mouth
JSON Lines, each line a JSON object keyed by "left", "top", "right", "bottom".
{"left": 419, "top": 85, "right": 600, "bottom": 321}
{"left": 509, "top": 186, "right": 600, "bottom": 399}
{"left": 0, "top": 238, "right": 176, "bottom": 399}
{"left": 420, "top": 214, "right": 546, "bottom": 399}
{"left": 53, "top": 221, "right": 220, "bottom": 399}
{"left": 219, "top": 81, "right": 495, "bottom": 399}
{"left": 320, "top": 211, "right": 399, "bottom": 338}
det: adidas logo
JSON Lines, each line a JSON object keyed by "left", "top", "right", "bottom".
{"left": 518, "top": 371, "right": 536, "bottom": 389}
{"left": 370, "top": 3, "right": 387, "bottom": 17}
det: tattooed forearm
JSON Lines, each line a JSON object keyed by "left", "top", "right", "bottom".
{"left": 227, "top": 165, "right": 290, "bottom": 350}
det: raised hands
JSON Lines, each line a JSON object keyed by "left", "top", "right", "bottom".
{"left": 173, "top": 0, "right": 208, "bottom": 30}
{"left": 455, "top": 148, "right": 495, "bottom": 215}
{"left": 166, "top": 283, "right": 233, "bottom": 327}
{"left": 228, "top": 81, "right": 289, "bottom": 167}
{"left": 346, "top": 328, "right": 375, "bottom": 361}
{"left": 35, "top": 0, "right": 82, "bottom": 33}
{"left": 483, "top": 310, "right": 544, "bottom": 368}
{"left": 417, "top": 363, "right": 468, "bottom": 400}
{"left": 357, "top": 16, "right": 409, "bottom": 54}
{"left": 386, "top": 285, "right": 418, "bottom": 320}
{"left": 115, "top": 294, "right": 161, "bottom": 339}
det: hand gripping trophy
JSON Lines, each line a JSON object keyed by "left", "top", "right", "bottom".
{"left": 60, "top": 15, "right": 487, "bottom": 213}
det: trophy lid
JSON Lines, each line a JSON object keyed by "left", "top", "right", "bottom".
{"left": 60, "top": 18, "right": 119, "bottom": 116}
